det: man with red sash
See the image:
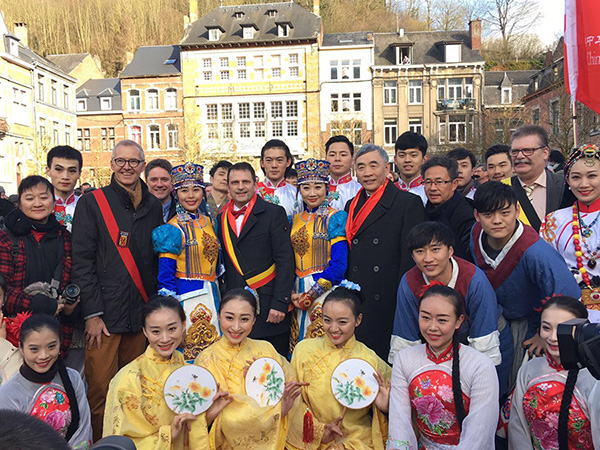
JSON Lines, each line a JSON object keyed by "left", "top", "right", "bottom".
{"left": 345, "top": 144, "right": 425, "bottom": 360}
{"left": 71, "top": 139, "right": 162, "bottom": 440}
{"left": 218, "top": 162, "right": 294, "bottom": 356}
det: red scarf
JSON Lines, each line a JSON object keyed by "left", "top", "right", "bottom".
{"left": 345, "top": 179, "right": 388, "bottom": 246}
{"left": 226, "top": 194, "right": 258, "bottom": 236}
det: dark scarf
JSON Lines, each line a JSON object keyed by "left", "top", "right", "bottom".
{"left": 4, "top": 209, "right": 63, "bottom": 286}
{"left": 457, "top": 178, "right": 476, "bottom": 197}
{"left": 19, "top": 359, "right": 59, "bottom": 384}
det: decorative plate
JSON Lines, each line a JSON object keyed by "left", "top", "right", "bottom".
{"left": 331, "top": 358, "right": 379, "bottom": 409}
{"left": 164, "top": 365, "right": 218, "bottom": 415}
{"left": 245, "top": 357, "right": 285, "bottom": 407}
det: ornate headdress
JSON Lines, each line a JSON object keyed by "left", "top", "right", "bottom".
{"left": 295, "top": 159, "right": 330, "bottom": 185}
{"left": 565, "top": 144, "right": 600, "bottom": 178}
{"left": 171, "top": 162, "right": 205, "bottom": 190}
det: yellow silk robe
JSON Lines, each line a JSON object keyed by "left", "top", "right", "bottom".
{"left": 194, "top": 337, "right": 293, "bottom": 450}
{"left": 103, "top": 346, "right": 209, "bottom": 450}
{"left": 287, "top": 336, "right": 391, "bottom": 450}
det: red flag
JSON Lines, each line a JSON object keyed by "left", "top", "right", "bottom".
{"left": 565, "top": 0, "right": 600, "bottom": 115}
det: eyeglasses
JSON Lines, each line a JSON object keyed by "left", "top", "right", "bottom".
{"left": 112, "top": 158, "right": 143, "bottom": 168}
{"left": 423, "top": 179, "right": 453, "bottom": 187}
{"left": 509, "top": 146, "right": 545, "bottom": 157}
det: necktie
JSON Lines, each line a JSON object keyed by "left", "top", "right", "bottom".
{"left": 523, "top": 184, "right": 534, "bottom": 202}
{"left": 231, "top": 206, "right": 247, "bottom": 219}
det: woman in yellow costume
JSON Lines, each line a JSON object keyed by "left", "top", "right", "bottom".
{"left": 194, "top": 288, "right": 304, "bottom": 450}
{"left": 152, "top": 162, "right": 222, "bottom": 361}
{"left": 103, "top": 294, "right": 231, "bottom": 450}
{"left": 290, "top": 158, "right": 348, "bottom": 352}
{"left": 287, "top": 286, "right": 391, "bottom": 450}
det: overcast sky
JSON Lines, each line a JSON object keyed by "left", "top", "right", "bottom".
{"left": 531, "top": 0, "right": 564, "bottom": 46}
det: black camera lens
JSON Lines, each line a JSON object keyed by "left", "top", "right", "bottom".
{"left": 62, "top": 284, "right": 81, "bottom": 304}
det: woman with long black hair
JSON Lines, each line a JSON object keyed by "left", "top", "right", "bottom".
{"left": 508, "top": 296, "right": 600, "bottom": 449}
{"left": 0, "top": 314, "right": 92, "bottom": 449}
{"left": 387, "top": 284, "right": 499, "bottom": 449}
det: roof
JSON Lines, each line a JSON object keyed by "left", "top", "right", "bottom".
{"left": 322, "top": 32, "right": 374, "bottom": 47}
{"left": 76, "top": 78, "right": 122, "bottom": 112}
{"left": 484, "top": 70, "right": 537, "bottom": 86}
{"left": 17, "top": 45, "right": 75, "bottom": 80}
{"left": 120, "top": 45, "right": 181, "bottom": 77}
{"left": 46, "top": 53, "right": 89, "bottom": 74}
{"left": 373, "top": 30, "right": 483, "bottom": 66}
{"left": 180, "top": 2, "right": 321, "bottom": 47}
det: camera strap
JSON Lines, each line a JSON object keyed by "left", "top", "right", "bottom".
{"left": 50, "top": 233, "right": 65, "bottom": 299}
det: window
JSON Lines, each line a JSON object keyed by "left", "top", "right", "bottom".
{"left": 341, "top": 94, "right": 350, "bottom": 112}
{"left": 129, "top": 90, "right": 141, "bottom": 111}
{"left": 272, "top": 55, "right": 281, "bottom": 66}
{"left": 242, "top": 26, "right": 254, "bottom": 39}
{"left": 101, "top": 127, "right": 115, "bottom": 150}
{"left": 254, "top": 55, "right": 263, "bottom": 67}
{"left": 289, "top": 66, "right": 298, "bottom": 77}
{"left": 220, "top": 70, "right": 230, "bottom": 81}
{"left": 384, "top": 119, "right": 398, "bottom": 145}
{"left": 353, "top": 93, "right": 361, "bottom": 111}
{"left": 38, "top": 75, "right": 44, "bottom": 102}
{"left": 286, "top": 101, "right": 298, "bottom": 117}
{"left": 208, "top": 123, "right": 218, "bottom": 139}
{"left": 100, "top": 97, "right": 112, "bottom": 110}
{"left": 409, "top": 80, "right": 422, "bottom": 104}
{"left": 330, "top": 61, "right": 338, "bottom": 80}
{"left": 439, "top": 122, "right": 447, "bottom": 144}
{"left": 278, "top": 24, "right": 289, "bottom": 37}
{"left": 271, "top": 68, "right": 281, "bottom": 78}
{"left": 448, "top": 79, "right": 462, "bottom": 100}
{"left": 220, "top": 57, "right": 229, "bottom": 68}
{"left": 203, "top": 58, "right": 211, "bottom": 68}
{"left": 551, "top": 100, "right": 560, "bottom": 134}
{"left": 409, "top": 118, "right": 422, "bottom": 134}
{"left": 353, "top": 60, "right": 360, "bottom": 79}
{"left": 255, "top": 122, "right": 266, "bottom": 137}
{"left": 384, "top": 81, "right": 397, "bottom": 105}
{"left": 464, "top": 78, "right": 473, "bottom": 98}
{"left": 340, "top": 60, "right": 351, "bottom": 79}
{"left": 290, "top": 54, "right": 298, "bottom": 65}
{"left": 445, "top": 44, "right": 461, "bottom": 63}
{"left": 77, "top": 99, "right": 87, "bottom": 112}
{"left": 237, "top": 69, "right": 247, "bottom": 79}
{"left": 13, "top": 88, "right": 28, "bottom": 124}
{"left": 438, "top": 83, "right": 446, "bottom": 101}
{"left": 223, "top": 122, "right": 234, "bottom": 139}
{"left": 63, "top": 86, "right": 69, "bottom": 109}
{"left": 239, "top": 103, "right": 250, "bottom": 119}
{"left": 222, "top": 103, "right": 233, "bottom": 121}
{"left": 448, "top": 115, "right": 467, "bottom": 143}
{"left": 267, "top": 9, "right": 277, "bottom": 17}
{"left": 51, "top": 81, "right": 57, "bottom": 105}
{"left": 167, "top": 124, "right": 178, "bottom": 149}
{"left": 272, "top": 121, "right": 283, "bottom": 137}
{"left": 237, "top": 56, "right": 246, "bottom": 67}
{"left": 207, "top": 104, "right": 218, "bottom": 120}
{"left": 396, "top": 46, "right": 412, "bottom": 65}
{"left": 149, "top": 125, "right": 160, "bottom": 149}
{"left": 240, "top": 122, "right": 250, "bottom": 138}
{"left": 287, "top": 121, "right": 298, "bottom": 136}
{"left": 234, "top": 11, "right": 244, "bottom": 19}
{"left": 130, "top": 125, "right": 142, "bottom": 145}
{"left": 253, "top": 102, "right": 265, "bottom": 119}
{"left": 77, "top": 128, "right": 91, "bottom": 150}
{"left": 52, "top": 123, "right": 59, "bottom": 145}
{"left": 532, "top": 108, "right": 540, "bottom": 125}
{"left": 331, "top": 94, "right": 339, "bottom": 112}
{"left": 147, "top": 90, "right": 159, "bottom": 110}
{"left": 209, "top": 28, "right": 221, "bottom": 41}
{"left": 204, "top": 71, "right": 212, "bottom": 81}
{"left": 65, "top": 125, "right": 71, "bottom": 144}
{"left": 271, "top": 102, "right": 283, "bottom": 118}
{"left": 353, "top": 124, "right": 362, "bottom": 147}
{"left": 254, "top": 69, "right": 264, "bottom": 80}
{"left": 501, "top": 87, "right": 512, "bottom": 104}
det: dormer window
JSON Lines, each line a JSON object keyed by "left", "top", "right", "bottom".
{"left": 444, "top": 43, "right": 461, "bottom": 63}
{"left": 394, "top": 45, "right": 413, "bottom": 65}
{"left": 100, "top": 97, "right": 112, "bottom": 110}
{"left": 207, "top": 25, "right": 225, "bottom": 41}
{"left": 501, "top": 87, "right": 512, "bottom": 104}
{"left": 267, "top": 9, "right": 277, "bottom": 17}
{"left": 234, "top": 11, "right": 244, "bottom": 19}
{"left": 77, "top": 99, "right": 87, "bottom": 112}
{"left": 278, "top": 24, "right": 290, "bottom": 37}
{"left": 242, "top": 24, "right": 257, "bottom": 39}
{"left": 6, "top": 34, "right": 19, "bottom": 57}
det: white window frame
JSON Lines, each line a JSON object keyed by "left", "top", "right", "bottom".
{"left": 129, "top": 90, "right": 141, "bottom": 111}
{"left": 147, "top": 89, "right": 159, "bottom": 111}
{"left": 100, "top": 97, "right": 112, "bottom": 111}
{"left": 167, "top": 124, "right": 178, "bottom": 149}
{"left": 165, "top": 88, "right": 177, "bottom": 110}
{"left": 501, "top": 87, "right": 512, "bottom": 104}
{"left": 409, "top": 118, "right": 423, "bottom": 134}
{"left": 384, "top": 119, "right": 398, "bottom": 145}
{"left": 76, "top": 99, "right": 87, "bottom": 112}
{"left": 384, "top": 81, "right": 397, "bottom": 105}
{"left": 408, "top": 80, "right": 422, "bottom": 105}
{"left": 148, "top": 124, "right": 161, "bottom": 149}
{"left": 130, "top": 125, "right": 142, "bottom": 144}
{"left": 209, "top": 29, "right": 221, "bottom": 41}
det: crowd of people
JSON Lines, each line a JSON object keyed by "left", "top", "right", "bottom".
{"left": 0, "top": 124, "right": 599, "bottom": 450}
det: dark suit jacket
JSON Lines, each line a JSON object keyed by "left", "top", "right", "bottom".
{"left": 345, "top": 181, "right": 426, "bottom": 360}
{"left": 217, "top": 196, "right": 294, "bottom": 338}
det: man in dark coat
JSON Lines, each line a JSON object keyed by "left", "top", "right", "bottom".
{"left": 71, "top": 140, "right": 163, "bottom": 440}
{"left": 345, "top": 144, "right": 425, "bottom": 360}
{"left": 217, "top": 162, "right": 294, "bottom": 356}
{"left": 422, "top": 156, "right": 476, "bottom": 262}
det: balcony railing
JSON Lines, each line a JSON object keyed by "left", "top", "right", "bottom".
{"left": 436, "top": 98, "right": 476, "bottom": 111}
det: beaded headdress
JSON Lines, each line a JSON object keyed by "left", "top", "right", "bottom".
{"left": 295, "top": 158, "right": 330, "bottom": 184}
{"left": 171, "top": 162, "right": 205, "bottom": 190}
{"left": 565, "top": 144, "right": 600, "bottom": 178}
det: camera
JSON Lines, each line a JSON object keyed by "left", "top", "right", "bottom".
{"left": 557, "top": 319, "right": 600, "bottom": 380}
{"left": 61, "top": 284, "right": 81, "bottom": 305}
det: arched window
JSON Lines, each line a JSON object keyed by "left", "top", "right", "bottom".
{"left": 149, "top": 125, "right": 160, "bottom": 149}
{"left": 129, "top": 90, "right": 141, "bottom": 111}
{"left": 147, "top": 89, "right": 159, "bottom": 111}
{"left": 167, "top": 124, "right": 179, "bottom": 149}
{"left": 130, "top": 125, "right": 142, "bottom": 144}
{"left": 165, "top": 88, "right": 177, "bottom": 111}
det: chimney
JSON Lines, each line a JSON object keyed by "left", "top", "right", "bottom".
{"left": 398, "top": 28, "right": 405, "bottom": 38}
{"left": 469, "top": 18, "right": 481, "bottom": 51}
{"left": 313, "top": 0, "right": 320, "bottom": 16}
{"left": 545, "top": 50, "right": 553, "bottom": 67}
{"left": 14, "top": 22, "right": 28, "bottom": 47}
{"left": 189, "top": 0, "right": 198, "bottom": 23}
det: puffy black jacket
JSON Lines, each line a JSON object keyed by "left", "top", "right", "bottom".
{"left": 71, "top": 176, "right": 162, "bottom": 333}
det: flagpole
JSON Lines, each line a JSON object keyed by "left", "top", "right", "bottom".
{"left": 572, "top": 99, "right": 578, "bottom": 149}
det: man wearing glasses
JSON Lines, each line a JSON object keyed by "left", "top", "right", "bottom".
{"left": 422, "top": 156, "right": 476, "bottom": 262}
{"left": 503, "top": 125, "right": 567, "bottom": 232}
{"left": 71, "top": 139, "right": 163, "bottom": 440}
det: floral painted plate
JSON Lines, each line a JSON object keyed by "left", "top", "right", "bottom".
{"left": 164, "top": 365, "right": 218, "bottom": 415}
{"left": 245, "top": 357, "right": 285, "bottom": 407}
{"left": 331, "top": 358, "right": 379, "bottom": 409}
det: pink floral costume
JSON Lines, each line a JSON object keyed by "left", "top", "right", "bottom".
{"left": 387, "top": 343, "right": 499, "bottom": 449}
{"left": 508, "top": 355, "right": 600, "bottom": 449}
